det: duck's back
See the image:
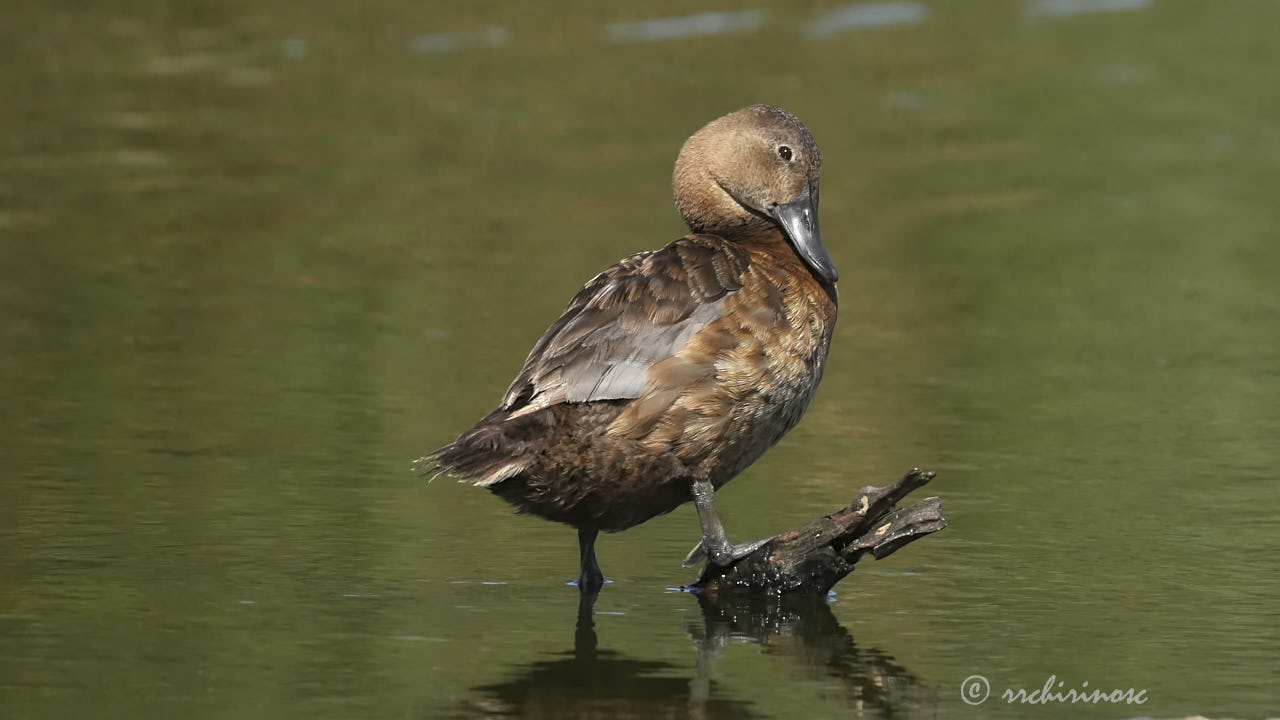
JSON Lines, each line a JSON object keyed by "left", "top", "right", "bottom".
{"left": 430, "top": 232, "right": 836, "bottom": 531}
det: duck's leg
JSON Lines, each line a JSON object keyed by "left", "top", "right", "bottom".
{"left": 576, "top": 527, "right": 605, "bottom": 593}
{"left": 682, "top": 479, "right": 773, "bottom": 568}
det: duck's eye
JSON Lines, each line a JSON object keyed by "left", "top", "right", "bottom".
{"left": 777, "top": 145, "right": 793, "bottom": 162}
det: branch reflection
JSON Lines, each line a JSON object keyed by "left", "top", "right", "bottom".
{"left": 448, "top": 591, "right": 933, "bottom": 719}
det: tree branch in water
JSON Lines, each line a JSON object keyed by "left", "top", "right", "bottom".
{"left": 691, "top": 468, "right": 946, "bottom": 595}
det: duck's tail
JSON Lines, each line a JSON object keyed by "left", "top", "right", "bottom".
{"left": 417, "top": 417, "right": 532, "bottom": 487}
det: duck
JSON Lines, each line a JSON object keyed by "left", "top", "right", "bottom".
{"left": 425, "top": 104, "right": 838, "bottom": 594}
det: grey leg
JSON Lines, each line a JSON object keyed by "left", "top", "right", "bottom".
{"left": 577, "top": 527, "right": 604, "bottom": 593}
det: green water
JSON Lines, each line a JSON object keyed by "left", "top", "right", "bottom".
{"left": 3, "top": 1, "right": 1279, "bottom": 718}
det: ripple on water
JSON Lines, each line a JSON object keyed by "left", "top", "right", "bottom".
{"left": 604, "top": 10, "right": 767, "bottom": 44}
{"left": 1026, "top": 0, "right": 1155, "bottom": 20}
{"left": 803, "top": 2, "right": 930, "bottom": 39}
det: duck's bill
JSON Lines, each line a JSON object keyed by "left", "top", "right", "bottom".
{"left": 771, "top": 184, "right": 838, "bottom": 284}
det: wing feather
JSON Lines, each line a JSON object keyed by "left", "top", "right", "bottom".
{"left": 499, "top": 235, "right": 748, "bottom": 416}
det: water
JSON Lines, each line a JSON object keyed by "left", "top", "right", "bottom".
{"left": 3, "top": 1, "right": 1279, "bottom": 718}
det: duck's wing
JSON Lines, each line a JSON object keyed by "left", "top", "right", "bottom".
{"left": 499, "top": 235, "right": 749, "bottom": 417}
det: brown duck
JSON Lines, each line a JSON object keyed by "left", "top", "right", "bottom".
{"left": 427, "top": 104, "right": 838, "bottom": 593}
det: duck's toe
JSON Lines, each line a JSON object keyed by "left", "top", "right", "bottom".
{"left": 710, "top": 536, "right": 773, "bottom": 567}
{"left": 684, "top": 535, "right": 774, "bottom": 569}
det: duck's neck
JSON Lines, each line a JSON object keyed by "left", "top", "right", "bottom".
{"left": 730, "top": 227, "right": 839, "bottom": 301}
{"left": 729, "top": 226, "right": 801, "bottom": 264}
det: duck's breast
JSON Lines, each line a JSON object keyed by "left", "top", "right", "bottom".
{"left": 613, "top": 244, "right": 837, "bottom": 485}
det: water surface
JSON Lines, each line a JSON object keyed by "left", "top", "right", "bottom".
{"left": 3, "top": 1, "right": 1279, "bottom": 718}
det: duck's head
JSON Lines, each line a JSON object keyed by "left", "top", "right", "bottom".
{"left": 673, "top": 104, "right": 837, "bottom": 284}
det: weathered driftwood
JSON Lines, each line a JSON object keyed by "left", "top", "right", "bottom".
{"left": 691, "top": 468, "right": 945, "bottom": 595}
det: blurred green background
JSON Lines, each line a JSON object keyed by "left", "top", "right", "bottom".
{"left": 2, "top": 0, "right": 1278, "bottom": 718}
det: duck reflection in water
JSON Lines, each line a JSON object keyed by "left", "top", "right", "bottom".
{"left": 441, "top": 593, "right": 933, "bottom": 719}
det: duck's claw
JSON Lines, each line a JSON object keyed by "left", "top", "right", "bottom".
{"left": 682, "top": 540, "right": 708, "bottom": 568}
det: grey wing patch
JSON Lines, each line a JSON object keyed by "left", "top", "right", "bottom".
{"left": 562, "top": 301, "right": 723, "bottom": 402}
{"left": 498, "top": 238, "right": 743, "bottom": 417}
